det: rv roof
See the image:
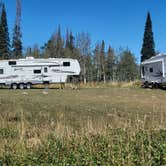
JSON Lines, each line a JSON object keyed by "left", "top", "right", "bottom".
{"left": 141, "top": 53, "right": 166, "bottom": 65}
{"left": 0, "top": 57, "right": 77, "bottom": 62}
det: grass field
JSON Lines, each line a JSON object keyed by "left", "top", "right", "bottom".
{"left": 0, "top": 87, "right": 166, "bottom": 165}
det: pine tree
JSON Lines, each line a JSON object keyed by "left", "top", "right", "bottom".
{"left": 65, "top": 29, "right": 70, "bottom": 49}
{"left": 44, "top": 25, "right": 64, "bottom": 58}
{"left": 100, "top": 40, "right": 106, "bottom": 83}
{"left": 86, "top": 54, "right": 93, "bottom": 82}
{"left": 12, "top": 0, "right": 22, "bottom": 59}
{"left": 56, "top": 25, "right": 64, "bottom": 58}
{"left": 141, "top": 12, "right": 155, "bottom": 62}
{"left": 0, "top": 3, "right": 10, "bottom": 59}
{"left": 117, "top": 49, "right": 138, "bottom": 81}
{"left": 94, "top": 43, "right": 101, "bottom": 81}
{"left": 32, "top": 44, "right": 40, "bottom": 58}
{"left": 25, "top": 46, "right": 32, "bottom": 57}
{"left": 44, "top": 38, "right": 55, "bottom": 58}
{"left": 106, "top": 46, "right": 115, "bottom": 81}
{"left": 64, "top": 30, "right": 75, "bottom": 58}
{"left": 69, "top": 31, "right": 74, "bottom": 51}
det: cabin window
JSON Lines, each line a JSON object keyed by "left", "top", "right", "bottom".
{"left": 34, "top": 70, "right": 41, "bottom": 74}
{"left": 0, "top": 69, "right": 4, "bottom": 74}
{"left": 9, "top": 61, "right": 16, "bottom": 65}
{"left": 63, "top": 62, "right": 70, "bottom": 67}
{"left": 44, "top": 67, "right": 48, "bottom": 73}
{"left": 150, "top": 68, "right": 153, "bottom": 73}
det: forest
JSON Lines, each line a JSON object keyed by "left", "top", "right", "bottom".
{"left": 0, "top": 0, "right": 157, "bottom": 84}
{"left": 1, "top": 0, "right": 158, "bottom": 84}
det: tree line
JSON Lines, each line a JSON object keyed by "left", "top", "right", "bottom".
{"left": 0, "top": 1, "right": 157, "bottom": 83}
{"left": 0, "top": 0, "right": 22, "bottom": 60}
{"left": 34, "top": 27, "right": 139, "bottom": 83}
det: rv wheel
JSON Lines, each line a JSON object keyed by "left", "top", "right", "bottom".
{"left": 11, "top": 83, "right": 17, "bottom": 90}
{"left": 143, "top": 82, "right": 149, "bottom": 88}
{"left": 19, "top": 83, "right": 24, "bottom": 89}
{"left": 154, "top": 83, "right": 159, "bottom": 89}
{"left": 26, "top": 83, "right": 32, "bottom": 89}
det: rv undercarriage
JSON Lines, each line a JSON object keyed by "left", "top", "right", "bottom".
{"left": 142, "top": 81, "right": 162, "bottom": 89}
{"left": 10, "top": 82, "right": 32, "bottom": 89}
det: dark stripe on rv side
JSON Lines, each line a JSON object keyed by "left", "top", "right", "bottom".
{"left": 0, "top": 75, "right": 18, "bottom": 79}
{"left": 11, "top": 65, "right": 60, "bottom": 68}
{"left": 61, "top": 71, "right": 75, "bottom": 74}
{"left": 51, "top": 69, "right": 75, "bottom": 74}
{"left": 152, "top": 75, "right": 162, "bottom": 77}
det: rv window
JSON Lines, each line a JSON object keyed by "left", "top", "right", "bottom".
{"left": 44, "top": 67, "right": 48, "bottom": 73}
{"left": 150, "top": 68, "right": 153, "bottom": 73}
{"left": 34, "top": 70, "right": 41, "bottom": 74}
{"left": 0, "top": 69, "right": 3, "bottom": 74}
{"left": 63, "top": 62, "right": 70, "bottom": 67}
{"left": 9, "top": 61, "right": 16, "bottom": 65}
{"left": 142, "top": 66, "right": 145, "bottom": 76}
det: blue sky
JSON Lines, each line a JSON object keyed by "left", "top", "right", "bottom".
{"left": 3, "top": 0, "right": 166, "bottom": 62}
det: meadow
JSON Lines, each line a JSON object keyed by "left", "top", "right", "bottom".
{"left": 0, "top": 86, "right": 166, "bottom": 165}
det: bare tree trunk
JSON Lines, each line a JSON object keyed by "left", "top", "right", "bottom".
{"left": 83, "top": 62, "right": 86, "bottom": 84}
{"left": 103, "top": 74, "right": 106, "bottom": 83}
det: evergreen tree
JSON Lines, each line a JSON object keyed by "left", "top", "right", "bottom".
{"left": 56, "top": 25, "right": 64, "bottom": 58}
{"left": 117, "top": 49, "right": 139, "bottom": 81}
{"left": 44, "top": 25, "right": 64, "bottom": 58}
{"left": 141, "top": 12, "right": 155, "bottom": 62}
{"left": 12, "top": 0, "right": 22, "bottom": 59}
{"left": 100, "top": 40, "right": 106, "bottom": 82}
{"left": 44, "top": 38, "right": 55, "bottom": 58}
{"left": 69, "top": 31, "right": 75, "bottom": 51}
{"left": 106, "top": 46, "right": 116, "bottom": 81}
{"left": 0, "top": 3, "right": 10, "bottom": 59}
{"left": 65, "top": 29, "right": 70, "bottom": 49}
{"left": 64, "top": 30, "right": 76, "bottom": 58}
{"left": 32, "top": 44, "right": 40, "bottom": 58}
{"left": 86, "top": 54, "right": 94, "bottom": 82}
{"left": 94, "top": 43, "right": 101, "bottom": 81}
{"left": 25, "top": 46, "right": 32, "bottom": 57}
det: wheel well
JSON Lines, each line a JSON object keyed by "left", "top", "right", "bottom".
{"left": 11, "top": 83, "right": 18, "bottom": 89}
{"left": 11, "top": 83, "right": 17, "bottom": 86}
{"left": 43, "top": 81, "right": 50, "bottom": 84}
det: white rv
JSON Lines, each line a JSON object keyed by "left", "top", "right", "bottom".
{"left": 0, "top": 57, "right": 81, "bottom": 89}
{"left": 141, "top": 54, "right": 166, "bottom": 88}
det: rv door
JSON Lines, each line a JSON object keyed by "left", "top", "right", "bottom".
{"left": 42, "top": 66, "right": 50, "bottom": 83}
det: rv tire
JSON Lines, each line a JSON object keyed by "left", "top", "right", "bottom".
{"left": 154, "top": 83, "right": 160, "bottom": 89}
{"left": 11, "top": 83, "right": 17, "bottom": 90}
{"left": 26, "top": 83, "right": 32, "bottom": 89}
{"left": 19, "top": 83, "right": 24, "bottom": 89}
{"left": 143, "top": 82, "right": 149, "bottom": 88}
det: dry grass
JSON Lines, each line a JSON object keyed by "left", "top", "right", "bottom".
{"left": 0, "top": 87, "right": 165, "bottom": 164}
{"left": 0, "top": 87, "right": 165, "bottom": 139}
{"left": 32, "top": 80, "right": 142, "bottom": 89}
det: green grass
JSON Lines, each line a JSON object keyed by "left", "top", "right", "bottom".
{"left": 0, "top": 87, "right": 166, "bottom": 165}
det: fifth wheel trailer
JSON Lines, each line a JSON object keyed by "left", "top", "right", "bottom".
{"left": 0, "top": 57, "right": 81, "bottom": 89}
{"left": 141, "top": 53, "right": 166, "bottom": 88}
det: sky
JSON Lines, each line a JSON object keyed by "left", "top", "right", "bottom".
{"left": 2, "top": 0, "right": 166, "bottom": 62}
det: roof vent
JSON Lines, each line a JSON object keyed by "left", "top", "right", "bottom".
{"left": 26, "top": 56, "right": 34, "bottom": 60}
